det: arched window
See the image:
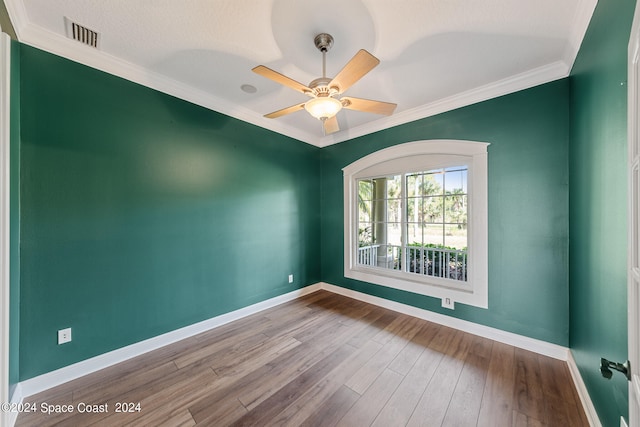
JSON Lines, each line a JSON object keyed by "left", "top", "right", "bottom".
{"left": 343, "top": 140, "right": 489, "bottom": 309}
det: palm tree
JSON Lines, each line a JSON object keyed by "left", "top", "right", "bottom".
{"left": 445, "top": 188, "right": 467, "bottom": 228}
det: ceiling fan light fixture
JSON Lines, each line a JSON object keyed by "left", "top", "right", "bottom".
{"left": 253, "top": 33, "right": 395, "bottom": 134}
{"left": 304, "top": 97, "right": 342, "bottom": 120}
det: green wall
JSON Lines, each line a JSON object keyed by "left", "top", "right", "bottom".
{"left": 320, "top": 79, "right": 570, "bottom": 346}
{"left": 8, "top": 3, "right": 636, "bottom": 424}
{"left": 18, "top": 44, "right": 321, "bottom": 380}
{"left": 569, "top": 0, "right": 636, "bottom": 425}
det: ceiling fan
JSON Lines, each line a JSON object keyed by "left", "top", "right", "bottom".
{"left": 252, "top": 33, "right": 397, "bottom": 135}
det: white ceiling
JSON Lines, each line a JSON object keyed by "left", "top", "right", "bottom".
{"left": 4, "top": 0, "right": 597, "bottom": 147}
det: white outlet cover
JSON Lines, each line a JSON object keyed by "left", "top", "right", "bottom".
{"left": 288, "top": 274, "right": 294, "bottom": 283}
{"left": 58, "top": 328, "right": 72, "bottom": 344}
{"left": 441, "top": 298, "right": 455, "bottom": 310}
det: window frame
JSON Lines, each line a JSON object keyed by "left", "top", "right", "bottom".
{"left": 343, "top": 140, "right": 489, "bottom": 309}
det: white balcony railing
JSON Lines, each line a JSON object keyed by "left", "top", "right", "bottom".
{"left": 358, "top": 244, "right": 467, "bottom": 282}
{"left": 357, "top": 244, "right": 379, "bottom": 266}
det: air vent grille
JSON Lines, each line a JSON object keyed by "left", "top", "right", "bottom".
{"left": 64, "top": 18, "right": 99, "bottom": 48}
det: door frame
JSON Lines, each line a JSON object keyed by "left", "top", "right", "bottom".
{"left": 0, "top": 24, "right": 10, "bottom": 427}
{"left": 0, "top": 23, "right": 11, "bottom": 427}
{"left": 629, "top": 1, "right": 640, "bottom": 426}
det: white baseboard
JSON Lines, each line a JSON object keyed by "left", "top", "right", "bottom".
{"left": 17, "top": 284, "right": 321, "bottom": 400}
{"left": 320, "top": 282, "right": 600, "bottom": 426}
{"left": 566, "top": 351, "right": 602, "bottom": 427}
{"left": 5, "top": 383, "right": 22, "bottom": 427}
{"left": 10, "top": 281, "right": 601, "bottom": 427}
{"left": 319, "top": 282, "right": 569, "bottom": 360}
{"left": 621, "top": 415, "right": 629, "bottom": 427}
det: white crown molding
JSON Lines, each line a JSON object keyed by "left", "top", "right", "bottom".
{"left": 12, "top": 21, "right": 319, "bottom": 143}
{"left": 2, "top": 0, "right": 28, "bottom": 41}
{"left": 317, "top": 60, "right": 571, "bottom": 147}
{"left": 3, "top": 0, "right": 593, "bottom": 148}
{"left": 563, "top": 0, "right": 599, "bottom": 71}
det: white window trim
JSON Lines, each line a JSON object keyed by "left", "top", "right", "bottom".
{"left": 343, "top": 140, "right": 489, "bottom": 309}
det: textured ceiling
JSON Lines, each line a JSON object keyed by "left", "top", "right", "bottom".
{"left": 4, "top": 0, "right": 596, "bottom": 146}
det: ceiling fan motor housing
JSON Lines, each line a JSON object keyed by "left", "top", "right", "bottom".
{"left": 313, "top": 33, "right": 334, "bottom": 52}
{"left": 308, "top": 77, "right": 339, "bottom": 97}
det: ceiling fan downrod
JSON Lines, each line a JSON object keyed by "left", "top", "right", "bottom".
{"left": 314, "top": 33, "right": 334, "bottom": 79}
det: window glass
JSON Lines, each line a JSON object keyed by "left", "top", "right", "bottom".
{"left": 356, "top": 167, "right": 468, "bottom": 283}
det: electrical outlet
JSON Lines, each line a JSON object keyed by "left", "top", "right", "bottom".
{"left": 58, "top": 328, "right": 72, "bottom": 345}
{"left": 441, "top": 297, "right": 455, "bottom": 310}
{"left": 288, "top": 274, "right": 294, "bottom": 283}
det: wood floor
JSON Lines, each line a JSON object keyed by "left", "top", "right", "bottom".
{"left": 16, "top": 290, "right": 588, "bottom": 427}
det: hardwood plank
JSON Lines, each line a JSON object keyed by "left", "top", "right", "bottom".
{"left": 192, "top": 313, "right": 271, "bottom": 344}
{"left": 260, "top": 307, "right": 325, "bottom": 339}
{"left": 441, "top": 350, "right": 490, "bottom": 427}
{"left": 406, "top": 330, "right": 472, "bottom": 427}
{"left": 183, "top": 332, "right": 269, "bottom": 372}
{"left": 227, "top": 345, "right": 357, "bottom": 426}
{"left": 265, "top": 339, "right": 384, "bottom": 427}
{"left": 427, "top": 324, "right": 459, "bottom": 354}
{"left": 304, "top": 290, "right": 348, "bottom": 310}
{"left": 72, "top": 360, "right": 178, "bottom": 404}
{"left": 83, "top": 365, "right": 218, "bottom": 426}
{"left": 469, "top": 334, "right": 494, "bottom": 359}
{"left": 290, "top": 310, "right": 353, "bottom": 343}
{"left": 203, "top": 300, "right": 378, "bottom": 424}
{"left": 15, "top": 291, "right": 588, "bottom": 427}
{"left": 23, "top": 336, "right": 195, "bottom": 405}
{"left": 188, "top": 342, "right": 314, "bottom": 422}
{"left": 298, "top": 385, "right": 360, "bottom": 427}
{"left": 174, "top": 326, "right": 274, "bottom": 369}
{"left": 336, "top": 368, "right": 403, "bottom": 426}
{"left": 191, "top": 311, "right": 368, "bottom": 424}
{"left": 212, "top": 335, "right": 302, "bottom": 377}
{"left": 538, "top": 354, "right": 586, "bottom": 427}
{"left": 114, "top": 367, "right": 218, "bottom": 426}
{"left": 513, "top": 347, "right": 545, "bottom": 419}
{"left": 372, "top": 344, "right": 444, "bottom": 426}
{"left": 371, "top": 313, "right": 421, "bottom": 345}
{"left": 38, "top": 364, "right": 216, "bottom": 427}
{"left": 346, "top": 309, "right": 397, "bottom": 348}
{"left": 193, "top": 399, "right": 247, "bottom": 427}
{"left": 153, "top": 410, "right": 196, "bottom": 427}
{"left": 237, "top": 311, "right": 369, "bottom": 410}
{"left": 513, "top": 409, "right": 545, "bottom": 427}
{"left": 345, "top": 316, "right": 423, "bottom": 394}
{"left": 477, "top": 341, "right": 516, "bottom": 427}
{"left": 388, "top": 321, "right": 440, "bottom": 376}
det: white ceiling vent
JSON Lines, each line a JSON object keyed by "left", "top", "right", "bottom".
{"left": 64, "top": 17, "right": 99, "bottom": 48}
